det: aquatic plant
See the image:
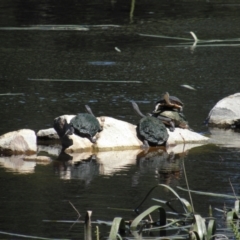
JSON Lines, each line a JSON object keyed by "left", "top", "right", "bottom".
{"left": 81, "top": 184, "right": 240, "bottom": 240}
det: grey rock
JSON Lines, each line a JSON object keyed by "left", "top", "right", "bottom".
{"left": 207, "top": 93, "right": 240, "bottom": 128}
{"left": 37, "top": 128, "right": 59, "bottom": 139}
{"left": 0, "top": 129, "right": 37, "bottom": 155}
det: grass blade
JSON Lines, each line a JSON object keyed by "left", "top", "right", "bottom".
{"left": 207, "top": 220, "right": 216, "bottom": 240}
{"left": 130, "top": 205, "right": 166, "bottom": 232}
{"left": 193, "top": 215, "right": 207, "bottom": 240}
{"left": 109, "top": 217, "right": 125, "bottom": 240}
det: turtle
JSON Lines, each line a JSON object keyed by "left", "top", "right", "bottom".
{"left": 151, "top": 92, "right": 190, "bottom": 131}
{"left": 65, "top": 105, "right": 102, "bottom": 143}
{"left": 157, "top": 110, "right": 190, "bottom": 131}
{"left": 153, "top": 92, "right": 184, "bottom": 113}
{"left": 131, "top": 101, "right": 169, "bottom": 148}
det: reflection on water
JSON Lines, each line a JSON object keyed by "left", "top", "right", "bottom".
{"left": 54, "top": 153, "right": 100, "bottom": 184}
{"left": 0, "top": 143, "right": 203, "bottom": 178}
{"left": 209, "top": 127, "right": 240, "bottom": 148}
{"left": 51, "top": 148, "right": 187, "bottom": 188}
{"left": 0, "top": 155, "right": 36, "bottom": 173}
{"left": 135, "top": 150, "right": 184, "bottom": 187}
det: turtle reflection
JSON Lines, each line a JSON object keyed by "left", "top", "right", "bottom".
{"left": 135, "top": 149, "right": 185, "bottom": 186}
{"left": 53, "top": 152, "right": 100, "bottom": 184}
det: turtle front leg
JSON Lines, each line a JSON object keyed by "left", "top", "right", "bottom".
{"left": 141, "top": 140, "right": 150, "bottom": 149}
{"left": 168, "top": 121, "right": 175, "bottom": 132}
{"left": 90, "top": 137, "right": 97, "bottom": 143}
{"left": 157, "top": 115, "right": 175, "bottom": 132}
{"left": 64, "top": 126, "right": 74, "bottom": 136}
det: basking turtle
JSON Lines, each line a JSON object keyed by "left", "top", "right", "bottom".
{"left": 152, "top": 92, "right": 190, "bottom": 131}
{"left": 157, "top": 110, "right": 190, "bottom": 131}
{"left": 131, "top": 101, "right": 169, "bottom": 148}
{"left": 153, "top": 92, "right": 184, "bottom": 113}
{"left": 66, "top": 105, "right": 102, "bottom": 143}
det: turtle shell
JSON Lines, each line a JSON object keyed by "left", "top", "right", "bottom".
{"left": 70, "top": 113, "right": 101, "bottom": 138}
{"left": 157, "top": 95, "right": 184, "bottom": 106}
{"left": 138, "top": 116, "right": 169, "bottom": 145}
{"left": 159, "top": 111, "right": 189, "bottom": 129}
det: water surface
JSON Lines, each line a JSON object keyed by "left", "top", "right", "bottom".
{"left": 0, "top": 0, "right": 240, "bottom": 239}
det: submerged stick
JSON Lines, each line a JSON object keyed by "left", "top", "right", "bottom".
{"left": 190, "top": 31, "right": 198, "bottom": 42}
{"left": 182, "top": 159, "right": 194, "bottom": 213}
{"left": 69, "top": 201, "right": 81, "bottom": 218}
{"left": 0, "top": 230, "right": 69, "bottom": 240}
{"left": 0, "top": 93, "right": 24, "bottom": 96}
{"left": 28, "top": 78, "right": 141, "bottom": 83}
{"left": 177, "top": 186, "right": 240, "bottom": 199}
{"left": 229, "top": 178, "right": 238, "bottom": 200}
{"left": 68, "top": 201, "right": 82, "bottom": 230}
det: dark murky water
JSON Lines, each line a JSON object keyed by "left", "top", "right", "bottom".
{"left": 0, "top": 1, "right": 240, "bottom": 239}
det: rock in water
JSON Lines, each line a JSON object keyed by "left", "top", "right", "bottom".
{"left": 206, "top": 93, "right": 240, "bottom": 128}
{"left": 0, "top": 129, "right": 37, "bottom": 155}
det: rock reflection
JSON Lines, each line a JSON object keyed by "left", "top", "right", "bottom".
{"left": 97, "top": 149, "right": 142, "bottom": 175}
{"left": 209, "top": 127, "right": 240, "bottom": 148}
{"left": 0, "top": 145, "right": 60, "bottom": 174}
{"left": 54, "top": 149, "right": 142, "bottom": 183}
{"left": 0, "top": 155, "right": 36, "bottom": 173}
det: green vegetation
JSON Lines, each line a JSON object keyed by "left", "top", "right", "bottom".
{"left": 77, "top": 184, "right": 240, "bottom": 240}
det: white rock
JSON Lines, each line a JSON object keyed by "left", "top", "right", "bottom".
{"left": 64, "top": 116, "right": 143, "bottom": 153}
{"left": 37, "top": 128, "right": 59, "bottom": 139}
{"left": 0, "top": 129, "right": 37, "bottom": 155}
{"left": 207, "top": 93, "right": 240, "bottom": 127}
{"left": 94, "top": 116, "right": 143, "bottom": 150}
{"left": 167, "top": 128, "right": 209, "bottom": 145}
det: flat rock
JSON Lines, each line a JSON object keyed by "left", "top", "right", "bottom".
{"left": 0, "top": 129, "right": 37, "bottom": 155}
{"left": 51, "top": 115, "right": 209, "bottom": 153}
{"left": 167, "top": 128, "right": 209, "bottom": 145}
{"left": 37, "top": 128, "right": 59, "bottom": 140}
{"left": 207, "top": 93, "right": 240, "bottom": 128}
{"left": 60, "top": 116, "right": 143, "bottom": 153}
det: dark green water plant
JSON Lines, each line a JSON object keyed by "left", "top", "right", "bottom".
{"left": 103, "top": 183, "right": 240, "bottom": 240}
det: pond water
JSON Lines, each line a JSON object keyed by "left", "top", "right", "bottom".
{"left": 0, "top": 0, "right": 240, "bottom": 239}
